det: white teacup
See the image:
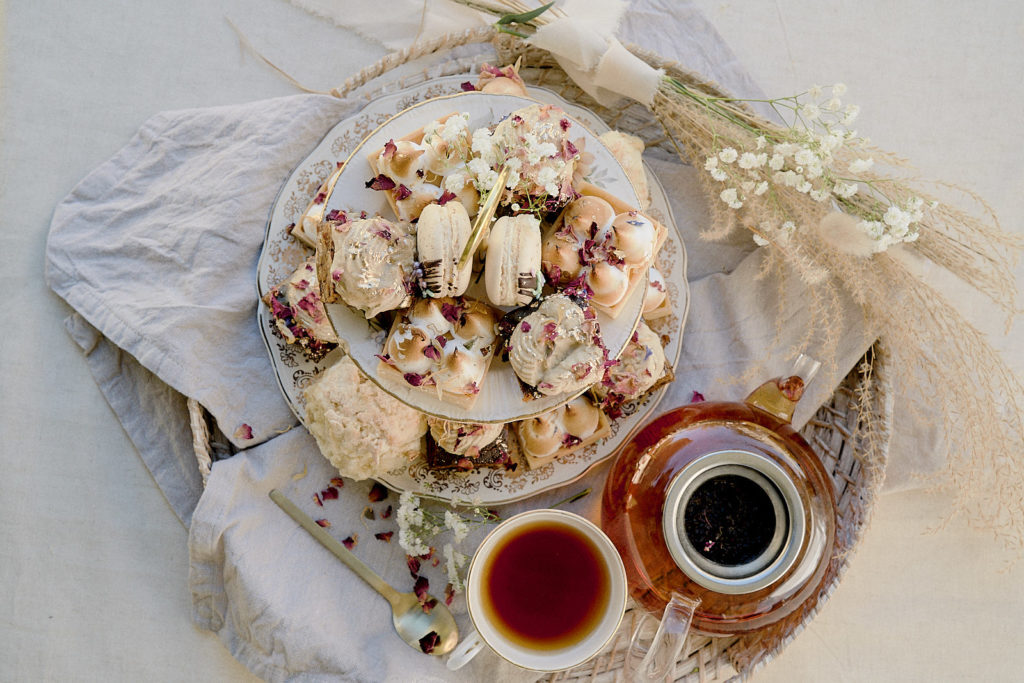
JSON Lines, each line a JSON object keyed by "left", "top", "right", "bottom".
{"left": 446, "top": 509, "right": 627, "bottom": 672}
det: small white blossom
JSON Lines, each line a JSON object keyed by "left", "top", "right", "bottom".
{"left": 443, "top": 543, "right": 469, "bottom": 593}
{"left": 832, "top": 83, "right": 848, "bottom": 97}
{"left": 719, "top": 188, "right": 743, "bottom": 209}
{"left": 752, "top": 233, "right": 770, "bottom": 247}
{"left": 443, "top": 510, "right": 470, "bottom": 543}
{"left": 756, "top": 135, "right": 768, "bottom": 150}
{"left": 833, "top": 182, "right": 859, "bottom": 198}
{"left": 718, "top": 147, "right": 739, "bottom": 163}
{"left": 823, "top": 97, "right": 842, "bottom": 112}
{"left": 738, "top": 152, "right": 765, "bottom": 169}
{"left": 802, "top": 103, "right": 821, "bottom": 121}
{"left": 704, "top": 156, "right": 719, "bottom": 171}
{"left": 741, "top": 180, "right": 755, "bottom": 192}
{"left": 768, "top": 153, "right": 785, "bottom": 171}
{"left": 810, "top": 187, "right": 831, "bottom": 202}
{"left": 710, "top": 167, "right": 729, "bottom": 182}
{"left": 848, "top": 157, "right": 874, "bottom": 174}
{"left": 754, "top": 180, "right": 769, "bottom": 196}
{"left": 794, "top": 148, "right": 816, "bottom": 166}
{"left": 796, "top": 180, "right": 813, "bottom": 194}
{"left": 808, "top": 84, "right": 823, "bottom": 98}
{"left": 843, "top": 105, "right": 861, "bottom": 125}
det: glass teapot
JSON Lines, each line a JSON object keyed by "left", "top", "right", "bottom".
{"left": 600, "top": 356, "right": 837, "bottom": 680}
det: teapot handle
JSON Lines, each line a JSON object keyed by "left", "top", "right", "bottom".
{"left": 621, "top": 593, "right": 700, "bottom": 682}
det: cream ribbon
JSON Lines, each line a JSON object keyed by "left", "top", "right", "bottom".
{"left": 527, "top": 0, "right": 664, "bottom": 106}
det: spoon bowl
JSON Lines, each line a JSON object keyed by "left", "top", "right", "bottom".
{"left": 269, "top": 489, "right": 459, "bottom": 656}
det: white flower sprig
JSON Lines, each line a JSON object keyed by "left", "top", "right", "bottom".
{"left": 396, "top": 491, "right": 498, "bottom": 593}
{"left": 686, "top": 81, "right": 927, "bottom": 253}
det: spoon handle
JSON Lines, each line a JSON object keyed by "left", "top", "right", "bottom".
{"left": 269, "top": 489, "right": 401, "bottom": 604}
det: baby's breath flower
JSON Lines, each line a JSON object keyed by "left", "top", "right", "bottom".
{"left": 843, "top": 104, "right": 860, "bottom": 125}
{"left": 753, "top": 180, "right": 769, "bottom": 196}
{"left": 704, "top": 156, "right": 719, "bottom": 171}
{"left": 832, "top": 83, "right": 847, "bottom": 97}
{"left": 752, "top": 233, "right": 770, "bottom": 247}
{"left": 738, "top": 152, "right": 765, "bottom": 170}
{"left": 768, "top": 153, "right": 785, "bottom": 171}
{"left": 823, "top": 97, "right": 842, "bottom": 112}
{"left": 718, "top": 147, "right": 739, "bottom": 163}
{"left": 710, "top": 167, "right": 729, "bottom": 182}
{"left": 808, "top": 84, "right": 823, "bottom": 98}
{"left": 833, "top": 182, "right": 859, "bottom": 198}
{"left": 794, "top": 148, "right": 816, "bottom": 166}
{"left": 720, "top": 188, "right": 743, "bottom": 209}
{"left": 755, "top": 135, "right": 767, "bottom": 150}
{"left": 801, "top": 103, "right": 821, "bottom": 121}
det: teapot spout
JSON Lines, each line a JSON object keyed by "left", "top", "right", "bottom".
{"left": 745, "top": 354, "right": 821, "bottom": 424}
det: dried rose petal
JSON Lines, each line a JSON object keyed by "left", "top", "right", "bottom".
{"left": 325, "top": 209, "right": 347, "bottom": 223}
{"left": 456, "top": 458, "right": 474, "bottom": 471}
{"left": 421, "top": 597, "right": 438, "bottom": 614}
{"left": 690, "top": 391, "right": 706, "bottom": 403}
{"left": 313, "top": 192, "right": 326, "bottom": 205}
{"left": 464, "top": 381, "right": 480, "bottom": 395}
{"left": 234, "top": 424, "right": 253, "bottom": 441}
{"left": 406, "top": 555, "right": 421, "bottom": 577}
{"left": 365, "top": 174, "right": 397, "bottom": 191}
{"left": 330, "top": 477, "right": 345, "bottom": 488}
{"left": 431, "top": 556, "right": 440, "bottom": 568}
{"left": 423, "top": 345, "right": 440, "bottom": 361}
{"left": 375, "top": 531, "right": 394, "bottom": 543}
{"left": 321, "top": 486, "right": 339, "bottom": 501}
{"left": 362, "top": 506, "right": 375, "bottom": 521}
{"left": 562, "top": 434, "right": 582, "bottom": 448}
{"left": 444, "top": 583, "right": 456, "bottom": 605}
{"left": 520, "top": 321, "right": 531, "bottom": 333}
{"left": 383, "top": 139, "right": 397, "bottom": 160}
{"left": 395, "top": 184, "right": 413, "bottom": 201}
{"left": 315, "top": 518, "right": 330, "bottom": 528}
{"left": 381, "top": 505, "right": 393, "bottom": 519}
{"left": 368, "top": 482, "right": 389, "bottom": 502}
{"left": 460, "top": 81, "right": 476, "bottom": 92}
{"left": 419, "top": 631, "right": 441, "bottom": 654}
{"left": 404, "top": 372, "right": 426, "bottom": 387}
{"left": 440, "top": 302, "right": 462, "bottom": 324}
{"left": 375, "top": 353, "right": 396, "bottom": 366}
{"left": 435, "top": 334, "right": 447, "bottom": 348}
{"left": 342, "top": 534, "right": 358, "bottom": 549}
{"left": 437, "top": 190, "right": 457, "bottom": 205}
{"left": 413, "top": 575, "right": 430, "bottom": 601}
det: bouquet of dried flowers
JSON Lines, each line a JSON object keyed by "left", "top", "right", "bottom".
{"left": 459, "top": 0, "right": 1024, "bottom": 555}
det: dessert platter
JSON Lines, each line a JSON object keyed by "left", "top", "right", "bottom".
{"left": 256, "top": 66, "right": 690, "bottom": 504}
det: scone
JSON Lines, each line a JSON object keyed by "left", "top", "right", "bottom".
{"left": 377, "top": 296, "right": 500, "bottom": 408}
{"left": 316, "top": 216, "right": 416, "bottom": 319}
{"left": 514, "top": 396, "right": 610, "bottom": 469}
{"left": 262, "top": 258, "right": 338, "bottom": 361}
{"left": 484, "top": 214, "right": 543, "bottom": 306}
{"left": 304, "top": 355, "right": 427, "bottom": 481}
{"left": 593, "top": 320, "right": 672, "bottom": 418}
{"left": 416, "top": 201, "right": 473, "bottom": 298}
{"left": 508, "top": 294, "right": 605, "bottom": 397}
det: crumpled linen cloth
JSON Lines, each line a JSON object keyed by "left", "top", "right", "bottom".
{"left": 44, "top": 2, "right": 879, "bottom": 681}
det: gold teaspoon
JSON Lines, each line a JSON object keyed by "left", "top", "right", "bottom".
{"left": 269, "top": 489, "right": 459, "bottom": 656}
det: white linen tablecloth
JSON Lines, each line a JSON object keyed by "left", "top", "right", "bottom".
{"left": 5, "top": 0, "right": 1023, "bottom": 681}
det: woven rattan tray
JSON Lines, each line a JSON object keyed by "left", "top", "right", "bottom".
{"left": 189, "top": 27, "right": 891, "bottom": 681}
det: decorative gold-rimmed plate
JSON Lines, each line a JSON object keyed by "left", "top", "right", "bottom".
{"left": 257, "top": 76, "right": 690, "bottom": 504}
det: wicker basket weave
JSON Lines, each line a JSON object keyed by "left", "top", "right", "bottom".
{"left": 189, "top": 27, "right": 891, "bottom": 681}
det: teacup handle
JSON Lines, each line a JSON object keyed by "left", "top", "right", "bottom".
{"left": 622, "top": 593, "right": 700, "bottom": 681}
{"left": 446, "top": 627, "right": 484, "bottom": 671}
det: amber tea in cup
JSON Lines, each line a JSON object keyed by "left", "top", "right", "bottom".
{"left": 448, "top": 509, "right": 627, "bottom": 672}
{"left": 479, "top": 518, "right": 611, "bottom": 650}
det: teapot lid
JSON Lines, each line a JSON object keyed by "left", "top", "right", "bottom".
{"left": 661, "top": 449, "right": 806, "bottom": 595}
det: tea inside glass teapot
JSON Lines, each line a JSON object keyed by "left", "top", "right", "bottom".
{"left": 601, "top": 355, "right": 837, "bottom": 645}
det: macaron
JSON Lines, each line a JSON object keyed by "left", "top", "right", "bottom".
{"left": 484, "top": 214, "right": 543, "bottom": 306}
{"left": 417, "top": 201, "right": 473, "bottom": 298}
